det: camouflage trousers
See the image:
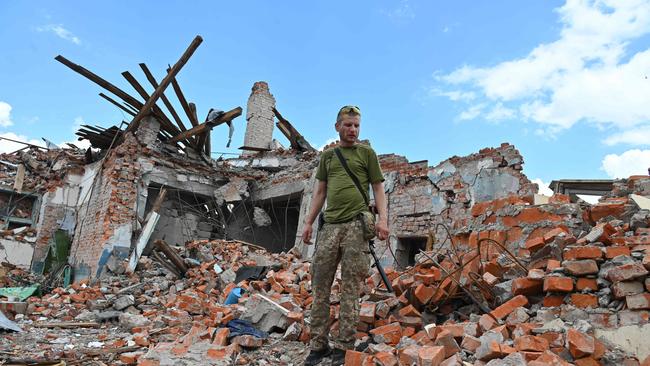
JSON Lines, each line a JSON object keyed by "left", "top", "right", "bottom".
{"left": 309, "top": 219, "right": 370, "bottom": 351}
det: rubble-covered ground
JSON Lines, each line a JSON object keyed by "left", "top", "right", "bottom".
{"left": 3, "top": 177, "right": 650, "bottom": 365}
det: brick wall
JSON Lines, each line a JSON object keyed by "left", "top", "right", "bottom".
{"left": 243, "top": 81, "right": 276, "bottom": 152}
{"left": 69, "top": 132, "right": 143, "bottom": 278}
{"left": 374, "top": 143, "right": 537, "bottom": 268}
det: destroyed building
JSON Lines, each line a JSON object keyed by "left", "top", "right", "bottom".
{"left": 3, "top": 36, "right": 650, "bottom": 365}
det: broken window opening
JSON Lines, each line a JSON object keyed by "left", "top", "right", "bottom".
{"left": 224, "top": 195, "right": 302, "bottom": 253}
{"left": 144, "top": 185, "right": 225, "bottom": 250}
{"left": 395, "top": 236, "right": 427, "bottom": 269}
{"left": 0, "top": 189, "right": 39, "bottom": 229}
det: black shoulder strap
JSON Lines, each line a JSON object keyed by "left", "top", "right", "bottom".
{"left": 334, "top": 147, "right": 369, "bottom": 206}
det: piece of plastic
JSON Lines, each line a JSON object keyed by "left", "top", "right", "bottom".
{"left": 0, "top": 286, "right": 39, "bottom": 301}
{"left": 224, "top": 287, "right": 243, "bottom": 305}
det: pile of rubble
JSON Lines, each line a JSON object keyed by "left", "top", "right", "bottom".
{"left": 2, "top": 178, "right": 650, "bottom": 365}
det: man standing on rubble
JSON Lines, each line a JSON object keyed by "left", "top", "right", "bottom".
{"left": 301, "top": 105, "right": 389, "bottom": 366}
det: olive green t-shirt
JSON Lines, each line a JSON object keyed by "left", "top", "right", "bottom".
{"left": 316, "top": 144, "right": 384, "bottom": 223}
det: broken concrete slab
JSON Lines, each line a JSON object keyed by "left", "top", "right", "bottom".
{"left": 240, "top": 293, "right": 291, "bottom": 332}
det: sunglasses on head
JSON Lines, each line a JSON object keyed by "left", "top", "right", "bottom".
{"left": 338, "top": 105, "right": 361, "bottom": 115}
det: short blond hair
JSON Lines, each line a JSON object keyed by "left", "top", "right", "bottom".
{"left": 336, "top": 105, "right": 361, "bottom": 122}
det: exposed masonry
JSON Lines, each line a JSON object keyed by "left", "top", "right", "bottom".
{"left": 242, "top": 81, "right": 276, "bottom": 154}
{"left": 0, "top": 82, "right": 552, "bottom": 281}
{"left": 0, "top": 130, "right": 541, "bottom": 280}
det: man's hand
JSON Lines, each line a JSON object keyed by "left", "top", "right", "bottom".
{"left": 302, "top": 224, "right": 314, "bottom": 245}
{"left": 376, "top": 218, "right": 389, "bottom": 241}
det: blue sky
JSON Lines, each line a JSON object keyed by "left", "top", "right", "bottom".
{"left": 2, "top": 1, "right": 650, "bottom": 190}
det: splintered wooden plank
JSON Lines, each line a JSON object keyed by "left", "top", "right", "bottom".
{"left": 121, "top": 71, "right": 182, "bottom": 136}
{"left": 99, "top": 93, "right": 136, "bottom": 116}
{"left": 55, "top": 55, "right": 143, "bottom": 110}
{"left": 139, "top": 63, "right": 189, "bottom": 133}
{"left": 167, "top": 107, "right": 242, "bottom": 144}
{"left": 128, "top": 35, "right": 203, "bottom": 132}
{"left": 168, "top": 65, "right": 199, "bottom": 127}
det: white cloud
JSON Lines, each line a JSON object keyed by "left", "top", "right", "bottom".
{"left": 318, "top": 137, "right": 338, "bottom": 151}
{"left": 434, "top": 0, "right": 650, "bottom": 132}
{"left": 36, "top": 24, "right": 81, "bottom": 45}
{"left": 531, "top": 178, "right": 554, "bottom": 196}
{"left": 458, "top": 104, "right": 485, "bottom": 120}
{"left": 429, "top": 88, "right": 476, "bottom": 102}
{"left": 0, "top": 132, "right": 44, "bottom": 154}
{"left": 59, "top": 138, "right": 91, "bottom": 150}
{"left": 0, "top": 101, "right": 13, "bottom": 127}
{"left": 601, "top": 149, "right": 650, "bottom": 178}
{"left": 603, "top": 125, "right": 650, "bottom": 145}
{"left": 485, "top": 103, "right": 515, "bottom": 121}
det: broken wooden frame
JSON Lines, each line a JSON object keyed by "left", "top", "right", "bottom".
{"left": 273, "top": 108, "right": 315, "bottom": 152}
{"left": 56, "top": 35, "right": 241, "bottom": 156}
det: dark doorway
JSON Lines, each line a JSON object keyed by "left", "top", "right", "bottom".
{"left": 396, "top": 236, "right": 427, "bottom": 269}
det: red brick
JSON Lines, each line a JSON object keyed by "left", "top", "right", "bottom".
{"left": 434, "top": 331, "right": 461, "bottom": 358}
{"left": 345, "top": 350, "right": 371, "bottom": 366}
{"left": 414, "top": 284, "right": 435, "bottom": 305}
{"left": 119, "top": 351, "right": 143, "bottom": 364}
{"left": 373, "top": 352, "right": 398, "bottom": 366}
{"left": 539, "top": 332, "right": 564, "bottom": 348}
{"left": 490, "top": 295, "right": 529, "bottom": 320}
{"left": 460, "top": 335, "right": 481, "bottom": 353}
{"left": 437, "top": 324, "right": 466, "bottom": 338}
{"left": 543, "top": 277, "right": 574, "bottom": 293}
{"left": 212, "top": 327, "right": 230, "bottom": 346}
{"left": 398, "top": 345, "right": 421, "bottom": 366}
{"left": 515, "top": 335, "right": 550, "bottom": 352}
{"left": 399, "top": 305, "right": 421, "bottom": 318}
{"left": 543, "top": 295, "right": 565, "bottom": 307}
{"left": 607, "top": 263, "right": 649, "bottom": 282}
{"left": 563, "top": 260, "right": 599, "bottom": 276}
{"left": 575, "top": 278, "right": 598, "bottom": 291}
{"left": 512, "top": 277, "right": 543, "bottom": 296}
{"left": 546, "top": 259, "right": 562, "bottom": 271}
{"left": 563, "top": 246, "right": 603, "bottom": 261}
{"left": 231, "top": 335, "right": 263, "bottom": 348}
{"left": 549, "top": 194, "right": 571, "bottom": 204}
{"left": 544, "top": 227, "right": 571, "bottom": 243}
{"left": 525, "top": 237, "right": 546, "bottom": 252}
{"left": 626, "top": 293, "right": 650, "bottom": 310}
{"left": 528, "top": 350, "right": 572, "bottom": 366}
{"left": 574, "top": 357, "right": 600, "bottom": 366}
{"left": 567, "top": 328, "right": 595, "bottom": 359}
{"left": 605, "top": 246, "right": 631, "bottom": 259}
{"left": 370, "top": 322, "right": 403, "bottom": 345}
{"left": 590, "top": 199, "right": 627, "bottom": 222}
{"left": 418, "top": 346, "right": 446, "bottom": 366}
{"left": 478, "top": 313, "right": 496, "bottom": 332}
{"left": 571, "top": 293, "right": 598, "bottom": 308}
{"left": 359, "top": 302, "right": 376, "bottom": 324}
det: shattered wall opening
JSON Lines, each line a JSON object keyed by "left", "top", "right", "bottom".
{"left": 0, "top": 189, "right": 39, "bottom": 229}
{"left": 145, "top": 184, "right": 225, "bottom": 247}
{"left": 395, "top": 236, "right": 427, "bottom": 269}
{"left": 225, "top": 194, "right": 302, "bottom": 253}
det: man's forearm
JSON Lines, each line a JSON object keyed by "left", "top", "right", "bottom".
{"left": 372, "top": 183, "right": 388, "bottom": 222}
{"left": 306, "top": 193, "right": 326, "bottom": 225}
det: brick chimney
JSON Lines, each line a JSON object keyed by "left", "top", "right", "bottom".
{"left": 241, "top": 81, "right": 276, "bottom": 155}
